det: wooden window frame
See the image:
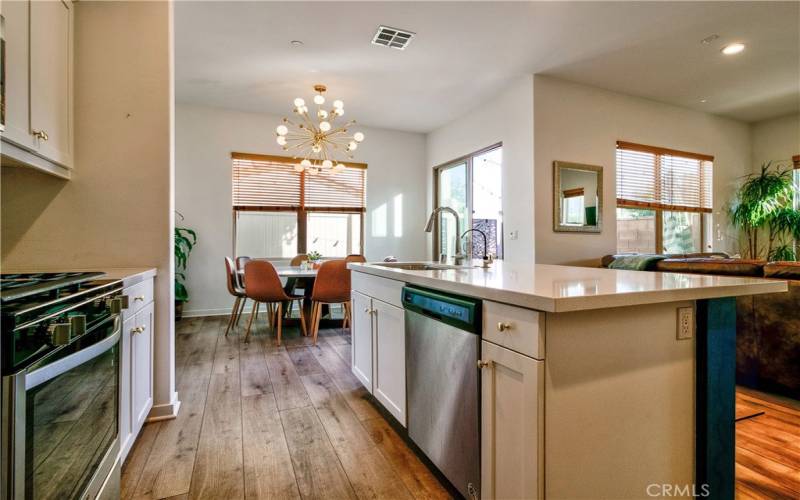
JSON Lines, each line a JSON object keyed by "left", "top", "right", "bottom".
{"left": 231, "top": 152, "right": 367, "bottom": 258}
{"left": 432, "top": 143, "right": 503, "bottom": 259}
{"left": 616, "top": 141, "right": 713, "bottom": 254}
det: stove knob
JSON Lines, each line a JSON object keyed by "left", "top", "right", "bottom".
{"left": 51, "top": 323, "right": 71, "bottom": 345}
{"left": 69, "top": 315, "right": 87, "bottom": 337}
{"left": 110, "top": 296, "right": 128, "bottom": 314}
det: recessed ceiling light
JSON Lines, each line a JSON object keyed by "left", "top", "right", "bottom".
{"left": 700, "top": 99, "right": 707, "bottom": 103}
{"left": 290, "top": 40, "right": 304, "bottom": 47}
{"left": 721, "top": 43, "right": 745, "bottom": 55}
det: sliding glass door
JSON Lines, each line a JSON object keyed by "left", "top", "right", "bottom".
{"left": 434, "top": 144, "right": 503, "bottom": 260}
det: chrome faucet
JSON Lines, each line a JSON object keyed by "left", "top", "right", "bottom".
{"left": 425, "top": 206, "right": 465, "bottom": 265}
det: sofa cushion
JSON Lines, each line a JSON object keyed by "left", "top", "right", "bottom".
{"left": 654, "top": 258, "right": 766, "bottom": 277}
{"left": 763, "top": 261, "right": 800, "bottom": 280}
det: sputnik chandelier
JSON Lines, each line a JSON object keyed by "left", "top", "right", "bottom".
{"left": 275, "top": 84, "right": 365, "bottom": 175}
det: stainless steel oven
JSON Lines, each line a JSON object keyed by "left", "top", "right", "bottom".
{"left": 1, "top": 273, "right": 125, "bottom": 500}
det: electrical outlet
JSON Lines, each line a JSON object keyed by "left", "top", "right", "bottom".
{"left": 509, "top": 230, "right": 519, "bottom": 240}
{"left": 677, "top": 307, "right": 694, "bottom": 340}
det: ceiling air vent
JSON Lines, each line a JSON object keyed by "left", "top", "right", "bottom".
{"left": 371, "top": 26, "right": 415, "bottom": 50}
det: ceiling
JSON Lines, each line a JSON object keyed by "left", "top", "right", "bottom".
{"left": 175, "top": 1, "right": 800, "bottom": 133}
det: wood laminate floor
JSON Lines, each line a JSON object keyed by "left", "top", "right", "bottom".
{"left": 121, "top": 315, "right": 450, "bottom": 500}
{"left": 122, "top": 316, "right": 800, "bottom": 500}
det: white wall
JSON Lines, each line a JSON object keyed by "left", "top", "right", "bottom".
{"left": 533, "top": 75, "right": 751, "bottom": 265}
{"left": 750, "top": 113, "right": 800, "bottom": 171}
{"left": 175, "top": 103, "right": 427, "bottom": 316}
{"left": 1, "top": 1, "right": 177, "bottom": 416}
{"left": 426, "top": 76, "right": 535, "bottom": 270}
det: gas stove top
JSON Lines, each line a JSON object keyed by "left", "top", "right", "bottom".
{"left": 1, "top": 271, "right": 107, "bottom": 302}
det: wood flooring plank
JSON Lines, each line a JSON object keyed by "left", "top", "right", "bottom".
{"left": 737, "top": 430, "right": 800, "bottom": 470}
{"left": 361, "top": 417, "right": 451, "bottom": 500}
{"left": 121, "top": 422, "right": 162, "bottom": 499}
{"left": 132, "top": 324, "right": 218, "bottom": 499}
{"left": 301, "top": 373, "right": 413, "bottom": 500}
{"left": 736, "top": 447, "right": 800, "bottom": 494}
{"left": 188, "top": 369, "right": 245, "bottom": 499}
{"left": 241, "top": 394, "right": 301, "bottom": 500}
{"left": 735, "top": 463, "right": 799, "bottom": 500}
{"left": 308, "top": 342, "right": 381, "bottom": 421}
{"left": 287, "top": 347, "right": 325, "bottom": 377}
{"left": 280, "top": 406, "right": 357, "bottom": 500}
{"left": 176, "top": 317, "right": 205, "bottom": 334}
{"left": 239, "top": 335, "right": 274, "bottom": 397}
{"left": 265, "top": 349, "right": 312, "bottom": 411}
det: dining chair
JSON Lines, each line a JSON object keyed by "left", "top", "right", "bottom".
{"left": 283, "top": 253, "right": 310, "bottom": 317}
{"left": 345, "top": 254, "right": 367, "bottom": 263}
{"left": 224, "top": 257, "right": 248, "bottom": 336}
{"left": 237, "top": 255, "right": 279, "bottom": 325}
{"left": 309, "top": 259, "right": 351, "bottom": 344}
{"left": 243, "top": 260, "right": 307, "bottom": 345}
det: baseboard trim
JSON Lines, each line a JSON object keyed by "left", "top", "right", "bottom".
{"left": 181, "top": 308, "right": 231, "bottom": 318}
{"left": 147, "top": 397, "right": 181, "bottom": 422}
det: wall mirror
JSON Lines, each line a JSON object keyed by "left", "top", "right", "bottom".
{"left": 553, "top": 161, "right": 603, "bottom": 233}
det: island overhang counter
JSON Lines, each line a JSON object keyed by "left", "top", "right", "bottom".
{"left": 348, "top": 261, "right": 787, "bottom": 500}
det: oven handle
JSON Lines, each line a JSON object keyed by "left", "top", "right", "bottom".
{"left": 24, "top": 315, "right": 121, "bottom": 391}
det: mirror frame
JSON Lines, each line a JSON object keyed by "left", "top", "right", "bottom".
{"left": 553, "top": 161, "right": 603, "bottom": 233}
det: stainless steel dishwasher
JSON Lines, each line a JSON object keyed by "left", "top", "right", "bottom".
{"left": 403, "top": 286, "right": 481, "bottom": 499}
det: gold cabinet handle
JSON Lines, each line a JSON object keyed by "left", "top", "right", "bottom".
{"left": 32, "top": 129, "right": 49, "bottom": 141}
{"left": 477, "top": 360, "right": 492, "bottom": 369}
{"left": 363, "top": 308, "right": 375, "bottom": 314}
{"left": 497, "top": 322, "right": 513, "bottom": 332}
{"left": 134, "top": 295, "right": 145, "bottom": 302}
{"left": 131, "top": 326, "right": 142, "bottom": 334}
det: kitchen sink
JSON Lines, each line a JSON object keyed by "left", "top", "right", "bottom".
{"left": 374, "top": 262, "right": 476, "bottom": 271}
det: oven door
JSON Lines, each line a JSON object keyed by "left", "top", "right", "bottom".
{"left": 3, "top": 314, "right": 120, "bottom": 500}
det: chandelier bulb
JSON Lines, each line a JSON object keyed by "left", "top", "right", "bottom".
{"left": 308, "top": 167, "right": 319, "bottom": 175}
{"left": 319, "top": 121, "right": 331, "bottom": 132}
{"left": 314, "top": 94, "right": 325, "bottom": 105}
{"left": 353, "top": 132, "right": 364, "bottom": 142}
{"left": 276, "top": 136, "right": 287, "bottom": 146}
{"left": 322, "top": 159, "right": 333, "bottom": 169}
{"left": 276, "top": 125, "right": 288, "bottom": 136}
{"left": 301, "top": 159, "right": 312, "bottom": 167}
{"left": 293, "top": 98, "right": 305, "bottom": 107}
{"left": 334, "top": 108, "right": 344, "bottom": 116}
{"left": 348, "top": 141, "right": 358, "bottom": 151}
{"left": 312, "top": 144, "right": 322, "bottom": 153}
{"left": 318, "top": 109, "right": 328, "bottom": 119}
{"left": 333, "top": 100, "right": 344, "bottom": 109}
{"left": 294, "top": 164, "right": 305, "bottom": 173}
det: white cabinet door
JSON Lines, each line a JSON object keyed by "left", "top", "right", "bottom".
{"left": 29, "top": 0, "right": 72, "bottom": 167}
{"left": 119, "top": 313, "right": 135, "bottom": 461}
{"left": 372, "top": 299, "right": 406, "bottom": 426}
{"left": 351, "top": 291, "right": 373, "bottom": 392}
{"left": 481, "top": 340, "right": 543, "bottom": 500}
{"left": 1, "top": 0, "right": 34, "bottom": 149}
{"left": 131, "top": 301, "right": 154, "bottom": 435}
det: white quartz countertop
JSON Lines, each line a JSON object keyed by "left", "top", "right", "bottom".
{"left": 349, "top": 261, "right": 787, "bottom": 312}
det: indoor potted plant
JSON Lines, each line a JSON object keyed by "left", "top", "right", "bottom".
{"left": 307, "top": 250, "right": 323, "bottom": 269}
{"left": 175, "top": 214, "right": 197, "bottom": 320}
{"left": 730, "top": 162, "right": 800, "bottom": 261}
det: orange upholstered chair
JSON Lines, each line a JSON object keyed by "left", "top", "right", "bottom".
{"left": 224, "top": 257, "right": 248, "bottom": 336}
{"left": 243, "top": 260, "right": 306, "bottom": 345}
{"left": 309, "top": 259, "right": 351, "bottom": 344}
{"left": 345, "top": 254, "right": 367, "bottom": 263}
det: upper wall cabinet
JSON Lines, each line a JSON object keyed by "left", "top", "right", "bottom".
{"left": 1, "top": 0, "right": 73, "bottom": 178}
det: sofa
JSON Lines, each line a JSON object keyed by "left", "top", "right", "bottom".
{"left": 601, "top": 254, "right": 800, "bottom": 401}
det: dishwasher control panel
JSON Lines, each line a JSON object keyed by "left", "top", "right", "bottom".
{"left": 402, "top": 286, "right": 480, "bottom": 333}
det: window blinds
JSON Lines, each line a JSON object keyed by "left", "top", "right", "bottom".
{"left": 616, "top": 141, "right": 713, "bottom": 213}
{"left": 232, "top": 152, "right": 366, "bottom": 211}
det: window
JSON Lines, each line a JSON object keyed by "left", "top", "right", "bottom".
{"left": 434, "top": 144, "right": 503, "bottom": 259}
{"left": 232, "top": 152, "right": 366, "bottom": 258}
{"left": 616, "top": 141, "right": 712, "bottom": 254}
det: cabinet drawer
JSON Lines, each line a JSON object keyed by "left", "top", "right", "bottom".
{"left": 352, "top": 272, "right": 404, "bottom": 308}
{"left": 483, "top": 301, "right": 544, "bottom": 360}
{"left": 122, "top": 278, "right": 154, "bottom": 321}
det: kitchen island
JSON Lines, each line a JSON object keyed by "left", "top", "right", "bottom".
{"left": 347, "top": 261, "right": 787, "bottom": 500}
